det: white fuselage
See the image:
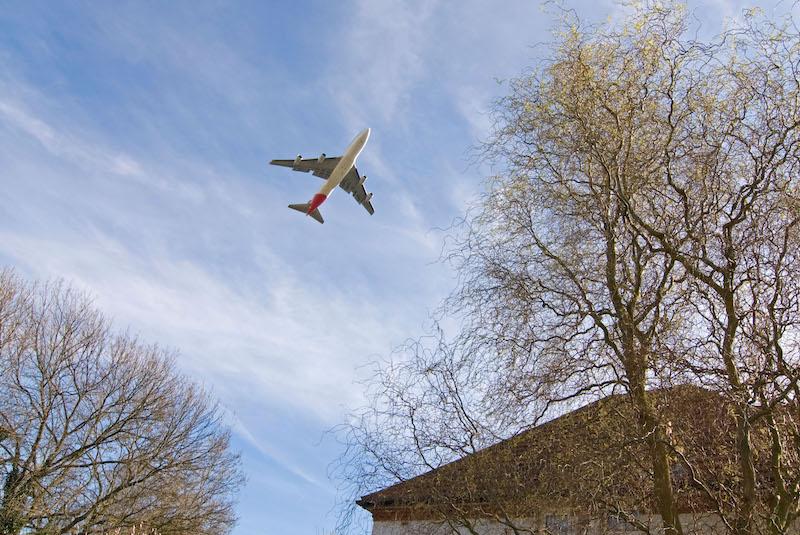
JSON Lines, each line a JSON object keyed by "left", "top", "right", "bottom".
{"left": 318, "top": 128, "right": 370, "bottom": 197}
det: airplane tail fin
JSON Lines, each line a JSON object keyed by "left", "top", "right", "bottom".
{"left": 288, "top": 203, "right": 324, "bottom": 224}
{"left": 307, "top": 208, "right": 324, "bottom": 224}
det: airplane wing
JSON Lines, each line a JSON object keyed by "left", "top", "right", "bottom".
{"left": 270, "top": 155, "right": 342, "bottom": 180}
{"left": 338, "top": 166, "right": 375, "bottom": 215}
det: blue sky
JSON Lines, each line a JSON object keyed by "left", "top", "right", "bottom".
{"left": 0, "top": 1, "right": 786, "bottom": 533}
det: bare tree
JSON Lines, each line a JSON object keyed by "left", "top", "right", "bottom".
{"left": 580, "top": 7, "right": 800, "bottom": 534}
{"left": 337, "top": 3, "right": 800, "bottom": 535}
{"left": 0, "top": 269, "right": 243, "bottom": 535}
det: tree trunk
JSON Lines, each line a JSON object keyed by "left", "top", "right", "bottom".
{"left": 0, "top": 465, "right": 26, "bottom": 535}
{"left": 629, "top": 369, "right": 683, "bottom": 535}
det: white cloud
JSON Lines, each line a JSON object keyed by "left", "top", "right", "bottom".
{"left": 0, "top": 223, "right": 405, "bottom": 422}
{"left": 0, "top": 76, "right": 434, "bottom": 427}
{"left": 328, "top": 0, "right": 440, "bottom": 130}
{"left": 230, "top": 416, "right": 323, "bottom": 487}
{"left": 0, "top": 93, "right": 207, "bottom": 204}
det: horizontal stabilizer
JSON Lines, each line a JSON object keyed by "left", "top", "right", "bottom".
{"left": 288, "top": 203, "right": 324, "bottom": 224}
{"left": 288, "top": 202, "right": 309, "bottom": 213}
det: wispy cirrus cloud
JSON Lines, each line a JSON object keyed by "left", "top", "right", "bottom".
{"left": 0, "top": 103, "right": 402, "bottom": 422}
{"left": 328, "top": 0, "right": 440, "bottom": 130}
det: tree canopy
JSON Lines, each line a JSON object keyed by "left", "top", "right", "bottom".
{"left": 338, "top": 3, "right": 800, "bottom": 534}
{"left": 0, "top": 269, "right": 243, "bottom": 535}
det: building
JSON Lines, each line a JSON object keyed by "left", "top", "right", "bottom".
{"left": 356, "top": 386, "right": 754, "bottom": 535}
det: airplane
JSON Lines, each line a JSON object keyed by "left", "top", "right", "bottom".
{"left": 270, "top": 128, "right": 374, "bottom": 224}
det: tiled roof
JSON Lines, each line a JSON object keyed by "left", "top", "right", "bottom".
{"left": 357, "top": 385, "right": 751, "bottom": 522}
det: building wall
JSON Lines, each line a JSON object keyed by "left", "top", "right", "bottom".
{"left": 372, "top": 518, "right": 527, "bottom": 535}
{"left": 372, "top": 513, "right": 729, "bottom": 535}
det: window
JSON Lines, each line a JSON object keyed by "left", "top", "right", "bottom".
{"left": 671, "top": 462, "right": 689, "bottom": 486}
{"left": 544, "top": 513, "right": 572, "bottom": 535}
{"left": 607, "top": 512, "right": 638, "bottom": 532}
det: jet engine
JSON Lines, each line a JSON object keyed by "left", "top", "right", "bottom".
{"left": 364, "top": 192, "right": 373, "bottom": 203}
{"left": 358, "top": 175, "right": 367, "bottom": 186}
{"left": 318, "top": 153, "right": 326, "bottom": 162}
{"left": 294, "top": 155, "right": 302, "bottom": 166}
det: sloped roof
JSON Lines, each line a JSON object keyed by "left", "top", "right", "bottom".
{"left": 357, "top": 385, "right": 748, "bottom": 522}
